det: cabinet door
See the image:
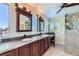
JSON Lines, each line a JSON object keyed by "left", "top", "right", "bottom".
{"left": 0, "top": 49, "right": 18, "bottom": 56}
{"left": 47, "top": 37, "right": 51, "bottom": 49}
{"left": 51, "top": 36, "right": 55, "bottom": 46}
{"left": 31, "top": 41, "right": 39, "bottom": 56}
{"left": 40, "top": 39, "right": 45, "bottom": 55}
{"left": 49, "top": 38, "right": 51, "bottom": 47}
{"left": 45, "top": 38, "right": 48, "bottom": 52}
{"left": 19, "top": 44, "right": 31, "bottom": 56}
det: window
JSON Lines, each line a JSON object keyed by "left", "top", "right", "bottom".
{"left": 50, "top": 21, "right": 55, "bottom": 32}
{"left": 0, "top": 4, "right": 9, "bottom": 38}
{"left": 32, "top": 15, "right": 37, "bottom": 32}
{"left": 49, "top": 20, "right": 55, "bottom": 32}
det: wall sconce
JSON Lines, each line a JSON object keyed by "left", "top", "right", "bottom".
{"left": 39, "top": 16, "right": 44, "bottom": 21}
{"left": 27, "top": 8, "right": 30, "bottom": 12}
{"left": 37, "top": 14, "right": 39, "bottom": 17}
{"left": 18, "top": 4, "right": 23, "bottom": 9}
{"left": 15, "top": 3, "right": 26, "bottom": 10}
{"left": 15, "top": 3, "right": 23, "bottom": 9}
{"left": 15, "top": 3, "right": 31, "bottom": 14}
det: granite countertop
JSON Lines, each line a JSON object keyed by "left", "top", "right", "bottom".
{"left": 0, "top": 34, "right": 54, "bottom": 54}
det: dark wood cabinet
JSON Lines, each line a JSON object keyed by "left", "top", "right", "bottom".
{"left": 0, "top": 36, "right": 53, "bottom": 56}
{"left": 50, "top": 36, "right": 55, "bottom": 46}
{"left": 18, "top": 44, "right": 31, "bottom": 56}
{"left": 47, "top": 37, "right": 51, "bottom": 49}
{"left": 45, "top": 37, "right": 48, "bottom": 52}
{"left": 40, "top": 39, "right": 45, "bottom": 55}
{"left": 31, "top": 41, "right": 40, "bottom": 56}
{"left": 0, "top": 49, "right": 18, "bottom": 56}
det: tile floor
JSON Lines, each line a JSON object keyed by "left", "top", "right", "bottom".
{"left": 43, "top": 45, "right": 71, "bottom": 56}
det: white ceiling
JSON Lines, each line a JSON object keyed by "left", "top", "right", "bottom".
{"left": 32, "top": 3, "right": 63, "bottom": 18}
{"left": 27, "top": 3, "right": 79, "bottom": 18}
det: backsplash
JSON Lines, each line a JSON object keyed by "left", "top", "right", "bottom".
{"left": 0, "top": 32, "right": 54, "bottom": 43}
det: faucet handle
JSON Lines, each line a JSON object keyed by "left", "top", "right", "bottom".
{"left": 24, "top": 34, "right": 26, "bottom": 37}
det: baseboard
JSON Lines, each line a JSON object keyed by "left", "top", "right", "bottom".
{"left": 55, "top": 42, "right": 65, "bottom": 50}
{"left": 55, "top": 41, "right": 65, "bottom": 46}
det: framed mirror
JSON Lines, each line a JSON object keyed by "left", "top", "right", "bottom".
{"left": 16, "top": 8, "right": 32, "bottom": 32}
{"left": 39, "top": 16, "right": 44, "bottom": 31}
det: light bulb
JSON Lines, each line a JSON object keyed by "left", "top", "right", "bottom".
{"left": 18, "top": 4, "right": 23, "bottom": 9}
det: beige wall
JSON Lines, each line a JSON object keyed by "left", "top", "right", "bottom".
{"left": 51, "top": 16, "right": 65, "bottom": 45}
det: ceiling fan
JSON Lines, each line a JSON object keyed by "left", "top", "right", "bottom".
{"left": 56, "top": 3, "right": 79, "bottom": 14}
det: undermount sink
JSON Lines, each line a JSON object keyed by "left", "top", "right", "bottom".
{"left": 21, "top": 38, "right": 32, "bottom": 42}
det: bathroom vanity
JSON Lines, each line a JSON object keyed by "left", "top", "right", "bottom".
{"left": 0, "top": 35, "right": 54, "bottom": 56}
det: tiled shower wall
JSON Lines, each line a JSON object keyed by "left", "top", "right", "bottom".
{"left": 65, "top": 13, "right": 79, "bottom": 55}
{"left": 65, "top": 30, "right": 79, "bottom": 55}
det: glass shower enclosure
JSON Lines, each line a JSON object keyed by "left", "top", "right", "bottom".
{"left": 65, "top": 13, "right": 79, "bottom": 55}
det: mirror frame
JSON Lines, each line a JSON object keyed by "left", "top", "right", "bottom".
{"left": 39, "top": 16, "right": 44, "bottom": 31}
{"left": 16, "top": 8, "right": 32, "bottom": 32}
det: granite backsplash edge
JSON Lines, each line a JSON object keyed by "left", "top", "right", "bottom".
{"left": 0, "top": 32, "right": 54, "bottom": 43}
